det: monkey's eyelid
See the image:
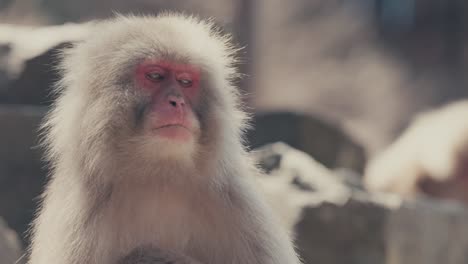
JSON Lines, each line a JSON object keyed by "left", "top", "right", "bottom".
{"left": 145, "top": 72, "right": 165, "bottom": 81}
{"left": 178, "top": 79, "right": 193, "bottom": 87}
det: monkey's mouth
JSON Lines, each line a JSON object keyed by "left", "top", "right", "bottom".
{"left": 151, "top": 124, "right": 193, "bottom": 141}
{"left": 154, "top": 124, "right": 191, "bottom": 131}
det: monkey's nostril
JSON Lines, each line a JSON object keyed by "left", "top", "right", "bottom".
{"left": 167, "top": 95, "right": 185, "bottom": 108}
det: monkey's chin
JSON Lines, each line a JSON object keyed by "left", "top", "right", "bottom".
{"left": 137, "top": 140, "right": 196, "bottom": 166}
{"left": 152, "top": 125, "right": 193, "bottom": 142}
{"left": 139, "top": 126, "right": 197, "bottom": 162}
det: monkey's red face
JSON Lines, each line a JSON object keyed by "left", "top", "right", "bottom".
{"left": 135, "top": 60, "right": 202, "bottom": 142}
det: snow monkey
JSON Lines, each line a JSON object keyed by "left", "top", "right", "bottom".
{"left": 28, "top": 14, "right": 301, "bottom": 264}
{"left": 364, "top": 101, "right": 468, "bottom": 203}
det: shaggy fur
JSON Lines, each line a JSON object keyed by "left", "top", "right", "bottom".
{"left": 28, "top": 14, "right": 301, "bottom": 264}
{"left": 365, "top": 100, "right": 468, "bottom": 197}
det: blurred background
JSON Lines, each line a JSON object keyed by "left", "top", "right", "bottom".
{"left": 1, "top": 0, "right": 468, "bottom": 263}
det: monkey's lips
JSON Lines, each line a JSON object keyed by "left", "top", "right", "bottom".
{"left": 151, "top": 124, "right": 193, "bottom": 141}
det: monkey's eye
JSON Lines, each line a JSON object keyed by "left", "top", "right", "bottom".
{"left": 178, "top": 79, "right": 193, "bottom": 87}
{"left": 145, "top": 72, "right": 165, "bottom": 82}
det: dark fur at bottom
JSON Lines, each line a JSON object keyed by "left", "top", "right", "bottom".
{"left": 118, "top": 247, "right": 202, "bottom": 264}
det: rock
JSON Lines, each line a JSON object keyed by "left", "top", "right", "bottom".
{"left": 296, "top": 200, "right": 388, "bottom": 264}
{"left": 254, "top": 142, "right": 388, "bottom": 264}
{"left": 0, "top": 42, "right": 71, "bottom": 105}
{"left": 0, "top": 23, "right": 89, "bottom": 104}
{"left": 387, "top": 199, "right": 468, "bottom": 264}
{"left": 0, "top": 218, "right": 23, "bottom": 264}
{"left": 248, "top": 112, "right": 366, "bottom": 173}
{"left": 0, "top": 105, "right": 47, "bottom": 244}
{"left": 255, "top": 142, "right": 468, "bottom": 264}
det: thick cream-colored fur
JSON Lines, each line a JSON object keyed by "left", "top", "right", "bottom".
{"left": 28, "top": 13, "right": 301, "bottom": 264}
{"left": 365, "top": 100, "right": 468, "bottom": 195}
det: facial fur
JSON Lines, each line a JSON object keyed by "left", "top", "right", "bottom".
{"left": 42, "top": 14, "right": 246, "bottom": 184}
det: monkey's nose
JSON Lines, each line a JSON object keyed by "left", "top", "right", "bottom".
{"left": 167, "top": 95, "right": 185, "bottom": 108}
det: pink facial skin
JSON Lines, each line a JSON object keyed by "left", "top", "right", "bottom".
{"left": 135, "top": 60, "right": 201, "bottom": 141}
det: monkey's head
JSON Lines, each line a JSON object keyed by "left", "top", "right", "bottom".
{"left": 43, "top": 14, "right": 247, "bottom": 182}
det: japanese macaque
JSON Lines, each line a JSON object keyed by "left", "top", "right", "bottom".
{"left": 28, "top": 14, "right": 301, "bottom": 264}
{"left": 364, "top": 101, "right": 468, "bottom": 202}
